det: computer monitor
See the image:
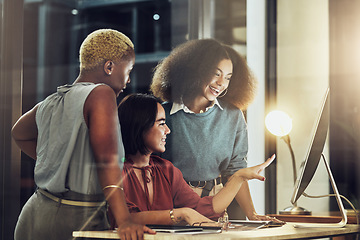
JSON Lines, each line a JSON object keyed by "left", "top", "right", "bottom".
{"left": 290, "top": 88, "right": 347, "bottom": 228}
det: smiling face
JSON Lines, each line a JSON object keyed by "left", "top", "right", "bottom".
{"left": 201, "top": 58, "right": 233, "bottom": 102}
{"left": 143, "top": 103, "right": 171, "bottom": 154}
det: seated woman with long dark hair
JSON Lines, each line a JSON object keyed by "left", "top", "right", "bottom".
{"left": 114, "top": 93, "right": 276, "bottom": 226}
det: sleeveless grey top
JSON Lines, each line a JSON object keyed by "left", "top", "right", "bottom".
{"left": 34, "top": 82, "right": 124, "bottom": 194}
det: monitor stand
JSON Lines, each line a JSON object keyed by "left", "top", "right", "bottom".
{"left": 293, "top": 154, "right": 347, "bottom": 228}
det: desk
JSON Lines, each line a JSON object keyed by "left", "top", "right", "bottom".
{"left": 268, "top": 213, "right": 359, "bottom": 224}
{"left": 73, "top": 223, "right": 360, "bottom": 239}
{"left": 268, "top": 213, "right": 359, "bottom": 240}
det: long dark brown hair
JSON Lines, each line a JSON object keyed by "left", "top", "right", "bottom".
{"left": 118, "top": 93, "right": 162, "bottom": 155}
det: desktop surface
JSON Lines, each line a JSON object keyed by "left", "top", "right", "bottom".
{"left": 73, "top": 223, "right": 360, "bottom": 239}
{"left": 268, "top": 211, "right": 359, "bottom": 224}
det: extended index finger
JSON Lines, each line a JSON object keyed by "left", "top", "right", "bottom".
{"left": 262, "top": 154, "right": 276, "bottom": 168}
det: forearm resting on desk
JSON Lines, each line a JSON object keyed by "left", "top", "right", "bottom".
{"left": 130, "top": 208, "right": 214, "bottom": 226}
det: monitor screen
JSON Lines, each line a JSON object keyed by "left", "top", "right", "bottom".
{"left": 291, "top": 88, "right": 330, "bottom": 204}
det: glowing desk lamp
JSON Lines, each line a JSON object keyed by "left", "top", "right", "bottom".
{"left": 265, "top": 111, "right": 311, "bottom": 215}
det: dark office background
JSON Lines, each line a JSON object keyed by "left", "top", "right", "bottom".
{"left": 1, "top": 1, "right": 359, "bottom": 239}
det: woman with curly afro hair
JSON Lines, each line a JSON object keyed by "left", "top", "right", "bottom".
{"left": 150, "top": 39, "right": 278, "bottom": 222}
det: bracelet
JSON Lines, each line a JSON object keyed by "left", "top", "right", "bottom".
{"left": 103, "top": 185, "right": 124, "bottom": 191}
{"left": 169, "top": 209, "right": 177, "bottom": 223}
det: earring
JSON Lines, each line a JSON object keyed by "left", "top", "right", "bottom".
{"left": 108, "top": 72, "right": 112, "bottom": 76}
{"left": 218, "top": 88, "right": 228, "bottom": 98}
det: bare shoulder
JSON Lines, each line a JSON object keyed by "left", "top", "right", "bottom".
{"left": 86, "top": 84, "right": 116, "bottom": 107}
{"left": 83, "top": 84, "right": 117, "bottom": 125}
{"left": 89, "top": 84, "right": 115, "bottom": 98}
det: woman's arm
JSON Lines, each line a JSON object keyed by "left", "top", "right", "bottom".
{"left": 130, "top": 208, "right": 213, "bottom": 226}
{"left": 11, "top": 104, "right": 39, "bottom": 160}
{"left": 85, "top": 85, "right": 154, "bottom": 239}
{"left": 222, "top": 155, "right": 284, "bottom": 223}
{"left": 234, "top": 181, "right": 257, "bottom": 217}
{"left": 168, "top": 160, "right": 222, "bottom": 220}
{"left": 212, "top": 154, "right": 275, "bottom": 213}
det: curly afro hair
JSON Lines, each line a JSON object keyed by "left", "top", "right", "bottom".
{"left": 150, "top": 39, "right": 257, "bottom": 110}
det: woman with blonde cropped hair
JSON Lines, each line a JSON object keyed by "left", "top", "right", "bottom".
{"left": 12, "top": 29, "right": 155, "bottom": 240}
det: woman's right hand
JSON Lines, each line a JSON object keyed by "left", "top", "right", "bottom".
{"left": 174, "top": 208, "right": 214, "bottom": 226}
{"left": 233, "top": 154, "right": 276, "bottom": 182}
{"left": 117, "top": 221, "right": 156, "bottom": 240}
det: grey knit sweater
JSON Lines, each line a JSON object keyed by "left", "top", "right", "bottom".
{"left": 161, "top": 100, "right": 248, "bottom": 181}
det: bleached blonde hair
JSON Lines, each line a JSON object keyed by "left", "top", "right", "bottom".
{"left": 79, "top": 29, "right": 134, "bottom": 71}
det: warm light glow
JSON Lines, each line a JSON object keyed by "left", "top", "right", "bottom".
{"left": 265, "top": 110, "right": 293, "bottom": 137}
